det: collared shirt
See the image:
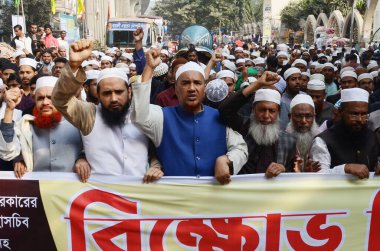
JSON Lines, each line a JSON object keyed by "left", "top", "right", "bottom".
{"left": 155, "top": 86, "right": 178, "bottom": 107}
{"left": 42, "top": 34, "right": 59, "bottom": 48}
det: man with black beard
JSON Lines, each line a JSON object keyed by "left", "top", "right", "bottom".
{"left": 52, "top": 39, "right": 162, "bottom": 183}
{"left": 219, "top": 77, "right": 297, "bottom": 178}
{"left": 285, "top": 94, "right": 320, "bottom": 172}
{"left": 310, "top": 88, "right": 380, "bottom": 179}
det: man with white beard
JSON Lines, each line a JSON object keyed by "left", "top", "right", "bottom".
{"left": 219, "top": 80, "right": 297, "bottom": 178}
{"left": 286, "top": 94, "right": 321, "bottom": 172}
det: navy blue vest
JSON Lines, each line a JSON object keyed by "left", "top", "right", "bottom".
{"left": 157, "top": 105, "right": 227, "bottom": 176}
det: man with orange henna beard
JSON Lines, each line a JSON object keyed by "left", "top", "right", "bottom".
{"left": 0, "top": 76, "right": 88, "bottom": 181}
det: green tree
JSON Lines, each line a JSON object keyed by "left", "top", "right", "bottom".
{"left": 1, "top": 0, "right": 51, "bottom": 36}
{"left": 280, "top": 0, "right": 352, "bottom": 31}
{"left": 153, "top": 0, "right": 254, "bottom": 35}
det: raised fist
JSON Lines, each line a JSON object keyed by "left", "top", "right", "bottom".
{"left": 5, "top": 88, "right": 22, "bottom": 110}
{"left": 69, "top": 39, "right": 94, "bottom": 67}
{"left": 134, "top": 28, "right": 144, "bottom": 42}
{"left": 145, "top": 48, "right": 161, "bottom": 69}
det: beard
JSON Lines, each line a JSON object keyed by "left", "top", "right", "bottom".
{"left": 248, "top": 113, "right": 281, "bottom": 146}
{"left": 100, "top": 102, "right": 130, "bottom": 127}
{"left": 286, "top": 120, "right": 319, "bottom": 157}
{"left": 33, "top": 107, "right": 62, "bottom": 129}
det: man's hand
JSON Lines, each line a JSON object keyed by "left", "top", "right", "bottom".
{"left": 134, "top": 28, "right": 144, "bottom": 43}
{"left": 304, "top": 159, "right": 321, "bottom": 172}
{"left": 69, "top": 39, "right": 94, "bottom": 71}
{"left": 145, "top": 48, "right": 161, "bottom": 69}
{"left": 143, "top": 167, "right": 164, "bottom": 183}
{"left": 211, "top": 50, "right": 223, "bottom": 64}
{"left": 265, "top": 162, "right": 286, "bottom": 178}
{"left": 257, "top": 71, "right": 280, "bottom": 88}
{"left": 14, "top": 161, "right": 27, "bottom": 178}
{"left": 214, "top": 155, "right": 232, "bottom": 185}
{"left": 73, "top": 158, "right": 91, "bottom": 183}
{"left": 345, "top": 164, "right": 369, "bottom": 179}
{"left": 5, "top": 88, "right": 22, "bottom": 110}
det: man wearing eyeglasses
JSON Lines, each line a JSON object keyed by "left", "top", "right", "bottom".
{"left": 310, "top": 88, "right": 380, "bottom": 179}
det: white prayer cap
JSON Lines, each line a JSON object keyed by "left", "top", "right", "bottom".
{"left": 341, "top": 88, "right": 369, "bottom": 103}
{"left": 323, "top": 63, "right": 335, "bottom": 69}
{"left": 36, "top": 76, "right": 58, "bottom": 91}
{"left": 19, "top": 58, "right": 37, "bottom": 69}
{"left": 307, "top": 79, "right": 326, "bottom": 90}
{"left": 101, "top": 55, "right": 113, "bottom": 62}
{"left": 340, "top": 67, "right": 355, "bottom": 75}
{"left": 315, "top": 64, "right": 324, "bottom": 70}
{"left": 291, "top": 59, "right": 307, "bottom": 67}
{"left": 106, "top": 48, "right": 116, "bottom": 55}
{"left": 318, "top": 53, "right": 327, "bottom": 58}
{"left": 86, "top": 70, "right": 100, "bottom": 80}
{"left": 115, "top": 63, "right": 130, "bottom": 74}
{"left": 205, "top": 79, "right": 229, "bottom": 102}
{"left": 222, "top": 60, "right": 236, "bottom": 71}
{"left": 97, "top": 68, "right": 129, "bottom": 84}
{"left": 277, "top": 43, "right": 288, "bottom": 52}
{"left": 371, "top": 71, "right": 378, "bottom": 78}
{"left": 235, "top": 47, "right": 243, "bottom": 52}
{"left": 13, "top": 50, "right": 25, "bottom": 58}
{"left": 217, "top": 70, "right": 235, "bottom": 81}
{"left": 153, "top": 62, "right": 169, "bottom": 77}
{"left": 98, "top": 52, "right": 105, "bottom": 58}
{"left": 236, "top": 59, "right": 245, "bottom": 65}
{"left": 310, "top": 73, "right": 325, "bottom": 82}
{"left": 121, "top": 52, "right": 133, "bottom": 61}
{"left": 243, "top": 50, "right": 250, "bottom": 55}
{"left": 91, "top": 50, "right": 99, "bottom": 57}
{"left": 290, "top": 94, "right": 315, "bottom": 110}
{"left": 253, "top": 89, "right": 281, "bottom": 105}
{"left": 334, "top": 60, "right": 342, "bottom": 65}
{"left": 245, "top": 58, "right": 253, "bottom": 62}
{"left": 248, "top": 76, "right": 257, "bottom": 83}
{"left": 358, "top": 73, "right": 373, "bottom": 82}
{"left": 341, "top": 71, "right": 357, "bottom": 80}
{"left": 334, "top": 66, "right": 338, "bottom": 72}
{"left": 367, "top": 62, "right": 378, "bottom": 71}
{"left": 222, "top": 52, "right": 229, "bottom": 58}
{"left": 210, "top": 69, "right": 216, "bottom": 75}
{"left": 161, "top": 49, "right": 169, "bottom": 56}
{"left": 175, "top": 61, "right": 205, "bottom": 80}
{"left": 88, "top": 60, "right": 100, "bottom": 66}
{"left": 301, "top": 71, "right": 310, "bottom": 78}
{"left": 253, "top": 57, "right": 265, "bottom": 65}
{"left": 284, "top": 67, "right": 301, "bottom": 80}
{"left": 277, "top": 51, "right": 288, "bottom": 58}
{"left": 310, "top": 62, "right": 319, "bottom": 67}
{"left": 251, "top": 51, "right": 260, "bottom": 58}
{"left": 227, "top": 55, "right": 235, "bottom": 60}
{"left": 81, "top": 60, "right": 91, "bottom": 68}
{"left": 129, "top": 63, "right": 136, "bottom": 69}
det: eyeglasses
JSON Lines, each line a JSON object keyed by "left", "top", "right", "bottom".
{"left": 292, "top": 114, "right": 314, "bottom": 121}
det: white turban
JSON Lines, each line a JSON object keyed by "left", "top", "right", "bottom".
{"left": 19, "top": 58, "right": 37, "bottom": 69}
{"left": 36, "top": 76, "right": 58, "bottom": 91}
{"left": 341, "top": 88, "right": 369, "bottom": 103}
{"left": 101, "top": 55, "right": 113, "bottom": 63}
{"left": 307, "top": 79, "right": 325, "bottom": 90}
{"left": 284, "top": 67, "right": 301, "bottom": 80}
{"left": 216, "top": 70, "right": 236, "bottom": 81}
{"left": 341, "top": 71, "right": 357, "bottom": 80}
{"left": 277, "top": 51, "right": 288, "bottom": 58}
{"left": 358, "top": 73, "right": 373, "bottom": 82}
{"left": 97, "top": 68, "right": 129, "bottom": 84}
{"left": 253, "top": 89, "right": 281, "bottom": 105}
{"left": 175, "top": 61, "right": 205, "bottom": 80}
{"left": 290, "top": 94, "right": 315, "bottom": 110}
{"left": 291, "top": 59, "right": 307, "bottom": 67}
{"left": 86, "top": 70, "right": 100, "bottom": 80}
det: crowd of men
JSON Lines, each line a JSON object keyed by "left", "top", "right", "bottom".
{"left": 0, "top": 23, "right": 379, "bottom": 183}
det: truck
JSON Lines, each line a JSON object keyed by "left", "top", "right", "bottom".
{"left": 106, "top": 16, "right": 163, "bottom": 50}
